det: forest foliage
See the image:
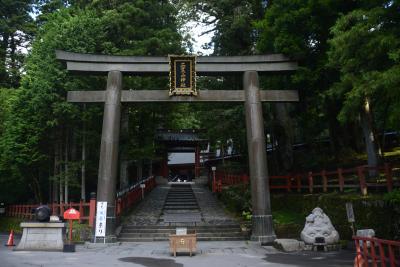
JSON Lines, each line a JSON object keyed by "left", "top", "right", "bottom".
{"left": 0, "top": 0, "right": 399, "bottom": 204}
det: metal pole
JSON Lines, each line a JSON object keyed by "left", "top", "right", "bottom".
{"left": 96, "top": 70, "right": 122, "bottom": 243}
{"left": 243, "top": 70, "right": 276, "bottom": 244}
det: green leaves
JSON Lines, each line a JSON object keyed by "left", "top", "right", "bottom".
{"left": 328, "top": 4, "right": 400, "bottom": 124}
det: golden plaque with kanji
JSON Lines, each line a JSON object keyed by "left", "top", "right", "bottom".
{"left": 169, "top": 55, "right": 197, "bottom": 96}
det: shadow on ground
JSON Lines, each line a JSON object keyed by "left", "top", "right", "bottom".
{"left": 264, "top": 250, "right": 355, "bottom": 267}
{"left": 119, "top": 257, "right": 183, "bottom": 267}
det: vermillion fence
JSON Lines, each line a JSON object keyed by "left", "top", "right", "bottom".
{"left": 211, "top": 163, "right": 399, "bottom": 195}
{"left": 353, "top": 236, "right": 400, "bottom": 267}
{"left": 6, "top": 176, "right": 156, "bottom": 227}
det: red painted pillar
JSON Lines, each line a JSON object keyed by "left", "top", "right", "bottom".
{"left": 195, "top": 146, "right": 200, "bottom": 178}
{"left": 88, "top": 193, "right": 96, "bottom": 227}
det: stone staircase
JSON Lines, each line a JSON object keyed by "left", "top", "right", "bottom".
{"left": 163, "top": 183, "right": 199, "bottom": 211}
{"left": 118, "top": 183, "right": 248, "bottom": 242}
{"left": 118, "top": 224, "right": 245, "bottom": 242}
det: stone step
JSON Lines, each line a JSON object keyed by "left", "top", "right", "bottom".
{"left": 122, "top": 223, "right": 240, "bottom": 228}
{"left": 164, "top": 203, "right": 198, "bottom": 207}
{"left": 164, "top": 204, "right": 199, "bottom": 207}
{"left": 120, "top": 228, "right": 242, "bottom": 234}
{"left": 166, "top": 196, "right": 196, "bottom": 199}
{"left": 166, "top": 197, "right": 195, "bottom": 200}
{"left": 163, "top": 206, "right": 199, "bottom": 210}
{"left": 121, "top": 225, "right": 240, "bottom": 233}
{"left": 118, "top": 236, "right": 246, "bottom": 242}
{"left": 165, "top": 200, "right": 197, "bottom": 203}
{"left": 165, "top": 200, "right": 196, "bottom": 203}
{"left": 119, "top": 232, "right": 244, "bottom": 238}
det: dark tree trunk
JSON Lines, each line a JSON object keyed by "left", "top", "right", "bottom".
{"left": 273, "top": 103, "right": 294, "bottom": 173}
{"left": 360, "top": 97, "right": 380, "bottom": 175}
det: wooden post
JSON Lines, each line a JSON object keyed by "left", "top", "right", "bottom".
{"left": 116, "top": 198, "right": 122, "bottom": 217}
{"left": 60, "top": 201, "right": 65, "bottom": 215}
{"left": 384, "top": 163, "right": 393, "bottom": 192}
{"left": 79, "top": 199, "right": 83, "bottom": 224}
{"left": 338, "top": 168, "right": 344, "bottom": 192}
{"left": 308, "top": 172, "right": 313, "bottom": 194}
{"left": 287, "top": 176, "right": 291, "bottom": 192}
{"left": 357, "top": 166, "right": 367, "bottom": 196}
{"left": 296, "top": 175, "right": 301, "bottom": 193}
{"left": 212, "top": 167, "right": 216, "bottom": 193}
{"left": 322, "top": 170, "right": 328, "bottom": 193}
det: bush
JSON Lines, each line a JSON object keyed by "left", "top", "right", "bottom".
{"left": 0, "top": 217, "right": 23, "bottom": 234}
{"left": 218, "top": 188, "right": 400, "bottom": 240}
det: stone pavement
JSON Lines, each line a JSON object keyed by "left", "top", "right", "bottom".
{"left": 192, "top": 184, "right": 239, "bottom": 225}
{"left": 0, "top": 234, "right": 355, "bottom": 267}
{"left": 126, "top": 185, "right": 170, "bottom": 225}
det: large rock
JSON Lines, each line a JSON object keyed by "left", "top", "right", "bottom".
{"left": 300, "top": 207, "right": 339, "bottom": 245}
{"left": 273, "top": 239, "right": 305, "bottom": 252}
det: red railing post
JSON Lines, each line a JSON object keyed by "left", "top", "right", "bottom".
{"left": 384, "top": 163, "right": 393, "bottom": 192}
{"left": 357, "top": 166, "right": 367, "bottom": 196}
{"left": 322, "top": 170, "right": 328, "bottom": 193}
{"left": 60, "top": 201, "right": 65, "bottom": 215}
{"left": 286, "top": 176, "right": 291, "bottom": 192}
{"left": 338, "top": 168, "right": 344, "bottom": 192}
{"left": 79, "top": 199, "right": 83, "bottom": 224}
{"left": 88, "top": 193, "right": 96, "bottom": 227}
{"left": 116, "top": 198, "right": 122, "bottom": 217}
{"left": 308, "top": 172, "right": 313, "bottom": 194}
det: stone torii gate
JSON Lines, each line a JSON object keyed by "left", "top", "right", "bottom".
{"left": 56, "top": 50, "right": 299, "bottom": 244}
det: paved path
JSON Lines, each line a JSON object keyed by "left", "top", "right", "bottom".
{"left": 0, "top": 235, "right": 354, "bottom": 267}
{"left": 192, "top": 184, "right": 239, "bottom": 225}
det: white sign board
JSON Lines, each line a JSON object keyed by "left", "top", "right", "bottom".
{"left": 345, "top": 202, "right": 355, "bottom": 223}
{"left": 95, "top": 201, "right": 107, "bottom": 237}
{"left": 176, "top": 227, "right": 187, "bottom": 235}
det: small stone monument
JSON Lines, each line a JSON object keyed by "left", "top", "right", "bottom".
{"left": 301, "top": 207, "right": 339, "bottom": 250}
{"left": 15, "top": 205, "right": 66, "bottom": 251}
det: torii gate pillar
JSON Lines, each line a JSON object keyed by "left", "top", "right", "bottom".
{"left": 96, "top": 70, "right": 122, "bottom": 242}
{"left": 244, "top": 71, "right": 276, "bottom": 244}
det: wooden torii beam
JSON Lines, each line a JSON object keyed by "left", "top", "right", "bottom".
{"left": 56, "top": 50, "right": 299, "bottom": 244}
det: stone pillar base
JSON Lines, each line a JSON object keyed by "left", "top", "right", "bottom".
{"left": 251, "top": 215, "right": 276, "bottom": 245}
{"left": 15, "top": 222, "right": 66, "bottom": 251}
{"left": 94, "top": 235, "right": 117, "bottom": 243}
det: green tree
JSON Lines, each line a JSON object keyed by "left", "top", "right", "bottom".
{"left": 0, "top": 0, "right": 186, "bottom": 203}
{"left": 328, "top": 1, "right": 400, "bottom": 168}
{"left": 256, "top": 0, "right": 364, "bottom": 170}
{"left": 0, "top": 0, "right": 37, "bottom": 87}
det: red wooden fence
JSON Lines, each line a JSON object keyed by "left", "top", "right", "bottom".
{"left": 6, "top": 176, "right": 156, "bottom": 227}
{"left": 353, "top": 236, "right": 400, "bottom": 267}
{"left": 116, "top": 176, "right": 156, "bottom": 218}
{"left": 212, "top": 163, "right": 399, "bottom": 194}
